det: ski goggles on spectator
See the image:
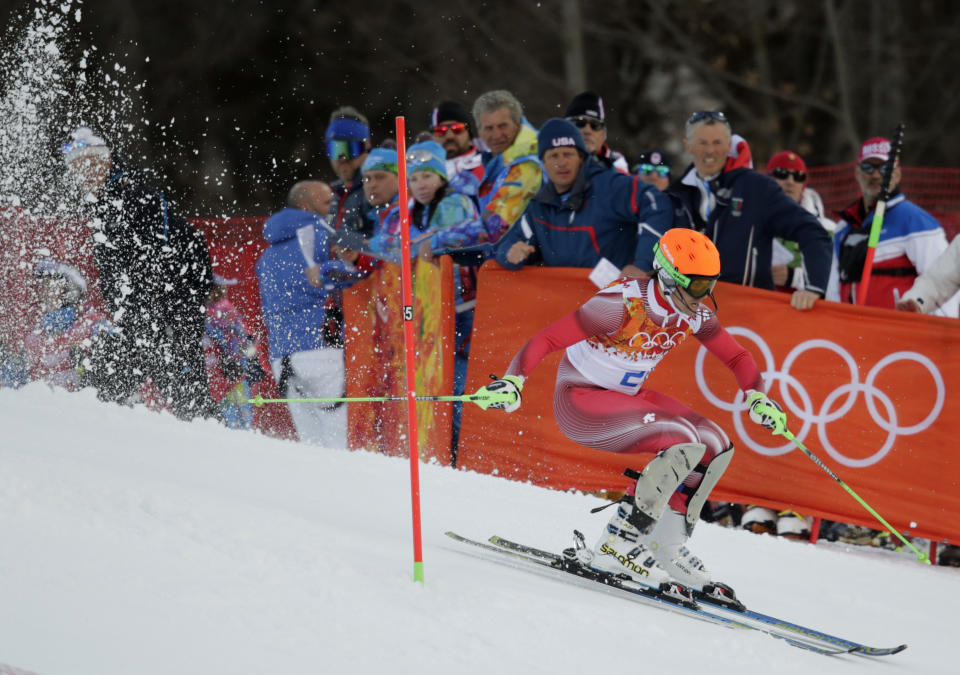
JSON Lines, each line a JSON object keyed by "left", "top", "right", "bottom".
{"left": 858, "top": 161, "right": 888, "bottom": 175}
{"left": 567, "top": 116, "right": 605, "bottom": 131}
{"left": 327, "top": 139, "right": 366, "bottom": 160}
{"left": 432, "top": 122, "right": 468, "bottom": 135}
{"left": 686, "top": 110, "right": 728, "bottom": 125}
{"left": 769, "top": 168, "right": 807, "bottom": 182}
{"left": 639, "top": 163, "right": 670, "bottom": 178}
{"left": 654, "top": 243, "right": 718, "bottom": 299}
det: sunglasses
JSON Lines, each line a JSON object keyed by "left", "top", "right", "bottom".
{"left": 769, "top": 168, "right": 807, "bottom": 182}
{"left": 61, "top": 138, "right": 91, "bottom": 154}
{"left": 327, "top": 138, "right": 366, "bottom": 160}
{"left": 858, "top": 161, "right": 889, "bottom": 175}
{"left": 686, "top": 110, "right": 728, "bottom": 125}
{"left": 568, "top": 116, "right": 605, "bottom": 131}
{"left": 432, "top": 122, "right": 468, "bottom": 135}
{"left": 639, "top": 163, "right": 670, "bottom": 178}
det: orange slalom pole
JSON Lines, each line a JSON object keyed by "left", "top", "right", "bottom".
{"left": 395, "top": 116, "right": 424, "bottom": 583}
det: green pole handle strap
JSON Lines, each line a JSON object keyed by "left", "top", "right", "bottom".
{"left": 775, "top": 426, "right": 930, "bottom": 564}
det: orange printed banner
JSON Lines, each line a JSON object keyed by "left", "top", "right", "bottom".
{"left": 343, "top": 257, "right": 455, "bottom": 464}
{"left": 458, "top": 262, "right": 960, "bottom": 544}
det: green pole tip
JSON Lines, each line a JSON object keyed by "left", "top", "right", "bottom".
{"left": 413, "top": 561, "right": 425, "bottom": 583}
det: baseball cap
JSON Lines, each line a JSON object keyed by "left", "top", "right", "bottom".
{"left": 859, "top": 137, "right": 891, "bottom": 163}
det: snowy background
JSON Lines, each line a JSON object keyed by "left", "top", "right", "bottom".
{"left": 0, "top": 383, "right": 955, "bottom": 675}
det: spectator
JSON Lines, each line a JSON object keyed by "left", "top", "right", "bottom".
{"left": 0, "top": 259, "right": 113, "bottom": 393}
{"left": 494, "top": 118, "right": 672, "bottom": 277}
{"left": 406, "top": 140, "right": 486, "bottom": 458}
{"left": 564, "top": 91, "right": 629, "bottom": 173}
{"left": 828, "top": 137, "right": 959, "bottom": 316}
{"left": 430, "top": 100, "right": 485, "bottom": 183}
{"left": 633, "top": 149, "right": 672, "bottom": 191}
{"left": 326, "top": 106, "right": 372, "bottom": 235}
{"left": 668, "top": 111, "right": 832, "bottom": 311}
{"left": 895, "top": 235, "right": 960, "bottom": 314}
{"left": 472, "top": 89, "right": 542, "bottom": 242}
{"left": 61, "top": 126, "right": 218, "bottom": 420}
{"left": 202, "top": 274, "right": 265, "bottom": 430}
{"left": 765, "top": 150, "right": 837, "bottom": 292}
{"left": 256, "top": 180, "right": 357, "bottom": 447}
{"left": 323, "top": 107, "right": 372, "bottom": 349}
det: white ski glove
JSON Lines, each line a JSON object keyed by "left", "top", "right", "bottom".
{"left": 479, "top": 375, "right": 523, "bottom": 413}
{"left": 746, "top": 390, "right": 786, "bottom": 434}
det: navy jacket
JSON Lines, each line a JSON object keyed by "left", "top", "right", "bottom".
{"left": 493, "top": 161, "right": 673, "bottom": 271}
{"left": 668, "top": 166, "right": 833, "bottom": 293}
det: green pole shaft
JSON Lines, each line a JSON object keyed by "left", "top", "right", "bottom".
{"left": 249, "top": 389, "right": 515, "bottom": 409}
{"left": 782, "top": 430, "right": 930, "bottom": 564}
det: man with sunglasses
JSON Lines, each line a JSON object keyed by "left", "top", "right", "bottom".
{"left": 668, "top": 111, "right": 832, "bottom": 311}
{"left": 564, "top": 91, "right": 629, "bottom": 173}
{"left": 430, "top": 100, "right": 485, "bottom": 183}
{"left": 493, "top": 118, "right": 671, "bottom": 276}
{"left": 480, "top": 228, "right": 784, "bottom": 600}
{"left": 765, "top": 151, "right": 836, "bottom": 293}
{"left": 827, "top": 137, "right": 958, "bottom": 316}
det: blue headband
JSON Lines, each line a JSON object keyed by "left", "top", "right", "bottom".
{"left": 325, "top": 118, "right": 370, "bottom": 142}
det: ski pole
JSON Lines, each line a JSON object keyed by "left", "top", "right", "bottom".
{"left": 776, "top": 426, "right": 930, "bottom": 564}
{"left": 856, "top": 123, "right": 905, "bottom": 306}
{"left": 249, "top": 388, "right": 516, "bottom": 411}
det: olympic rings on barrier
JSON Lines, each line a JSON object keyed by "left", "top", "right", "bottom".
{"left": 694, "top": 328, "right": 946, "bottom": 468}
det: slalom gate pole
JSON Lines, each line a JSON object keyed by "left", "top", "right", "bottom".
{"left": 856, "top": 123, "right": 905, "bottom": 306}
{"left": 779, "top": 427, "right": 930, "bottom": 564}
{"left": 395, "top": 115, "right": 425, "bottom": 583}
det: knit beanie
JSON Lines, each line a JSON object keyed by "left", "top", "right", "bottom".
{"left": 361, "top": 147, "right": 398, "bottom": 174}
{"left": 564, "top": 91, "right": 606, "bottom": 121}
{"left": 405, "top": 141, "right": 447, "bottom": 180}
{"left": 537, "top": 118, "right": 587, "bottom": 159}
{"left": 430, "top": 101, "right": 472, "bottom": 134}
{"left": 61, "top": 126, "right": 110, "bottom": 164}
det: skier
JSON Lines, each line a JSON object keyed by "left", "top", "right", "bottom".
{"left": 479, "top": 228, "right": 786, "bottom": 599}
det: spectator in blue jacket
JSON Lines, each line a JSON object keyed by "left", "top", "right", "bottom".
{"left": 667, "top": 111, "right": 832, "bottom": 311}
{"left": 493, "top": 118, "right": 673, "bottom": 277}
{"left": 256, "top": 180, "right": 358, "bottom": 447}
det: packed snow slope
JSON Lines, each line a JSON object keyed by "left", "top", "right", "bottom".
{"left": 0, "top": 384, "right": 954, "bottom": 675}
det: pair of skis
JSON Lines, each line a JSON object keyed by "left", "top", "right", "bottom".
{"left": 445, "top": 531, "right": 906, "bottom": 658}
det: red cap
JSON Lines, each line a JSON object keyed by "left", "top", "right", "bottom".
{"left": 766, "top": 150, "right": 807, "bottom": 174}
{"left": 859, "top": 137, "right": 891, "bottom": 163}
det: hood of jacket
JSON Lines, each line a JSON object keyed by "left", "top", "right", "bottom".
{"left": 263, "top": 207, "right": 321, "bottom": 245}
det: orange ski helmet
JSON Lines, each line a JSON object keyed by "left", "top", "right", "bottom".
{"left": 653, "top": 229, "right": 721, "bottom": 298}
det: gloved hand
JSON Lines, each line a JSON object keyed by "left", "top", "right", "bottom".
{"left": 746, "top": 390, "right": 786, "bottom": 435}
{"left": 478, "top": 375, "right": 523, "bottom": 412}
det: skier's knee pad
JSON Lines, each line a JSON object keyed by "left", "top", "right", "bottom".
{"left": 682, "top": 443, "right": 735, "bottom": 531}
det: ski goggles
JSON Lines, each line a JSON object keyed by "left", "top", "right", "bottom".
{"left": 769, "top": 168, "right": 807, "bottom": 182}
{"left": 654, "top": 243, "right": 718, "bottom": 299}
{"left": 327, "top": 138, "right": 366, "bottom": 160}
{"left": 639, "top": 163, "right": 670, "bottom": 178}
{"left": 432, "top": 122, "right": 468, "bottom": 135}
{"left": 567, "top": 116, "right": 605, "bottom": 131}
